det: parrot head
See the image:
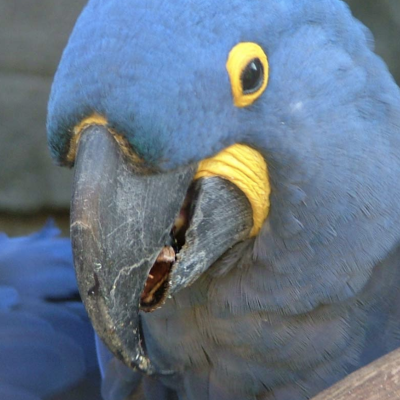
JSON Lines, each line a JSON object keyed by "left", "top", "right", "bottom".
{"left": 47, "top": 0, "right": 400, "bottom": 374}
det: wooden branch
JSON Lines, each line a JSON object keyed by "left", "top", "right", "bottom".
{"left": 311, "top": 348, "right": 400, "bottom": 400}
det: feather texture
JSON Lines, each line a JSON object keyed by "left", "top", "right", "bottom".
{"left": 0, "top": 222, "right": 100, "bottom": 400}
{"left": 46, "top": 0, "right": 400, "bottom": 398}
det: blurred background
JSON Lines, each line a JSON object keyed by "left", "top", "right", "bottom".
{"left": 1, "top": 0, "right": 400, "bottom": 236}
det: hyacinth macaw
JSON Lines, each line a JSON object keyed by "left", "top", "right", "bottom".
{"left": 47, "top": 0, "right": 400, "bottom": 398}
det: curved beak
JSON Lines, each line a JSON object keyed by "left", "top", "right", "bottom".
{"left": 70, "top": 124, "right": 253, "bottom": 375}
{"left": 70, "top": 125, "right": 195, "bottom": 373}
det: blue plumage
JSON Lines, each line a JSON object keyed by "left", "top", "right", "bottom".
{"left": 47, "top": 0, "right": 389, "bottom": 171}
{"left": 46, "top": 0, "right": 400, "bottom": 399}
{"left": 0, "top": 222, "right": 100, "bottom": 400}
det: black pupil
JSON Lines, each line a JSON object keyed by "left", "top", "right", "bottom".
{"left": 241, "top": 58, "right": 264, "bottom": 94}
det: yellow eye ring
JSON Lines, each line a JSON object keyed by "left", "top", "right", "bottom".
{"left": 226, "top": 42, "right": 269, "bottom": 108}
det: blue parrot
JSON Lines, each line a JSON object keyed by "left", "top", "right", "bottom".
{"left": 0, "top": 222, "right": 100, "bottom": 400}
{"left": 45, "top": 0, "right": 400, "bottom": 399}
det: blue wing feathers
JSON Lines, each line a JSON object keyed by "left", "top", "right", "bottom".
{"left": 0, "top": 286, "right": 20, "bottom": 310}
{"left": 0, "top": 223, "right": 76, "bottom": 300}
{"left": 0, "top": 384, "right": 42, "bottom": 400}
{"left": 0, "top": 223, "right": 100, "bottom": 400}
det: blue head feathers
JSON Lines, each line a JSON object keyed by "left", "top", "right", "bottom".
{"left": 47, "top": 0, "right": 383, "bottom": 167}
{"left": 45, "top": 1, "right": 400, "bottom": 398}
{"left": 47, "top": 0, "right": 400, "bottom": 310}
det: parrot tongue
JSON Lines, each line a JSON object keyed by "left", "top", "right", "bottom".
{"left": 140, "top": 176, "right": 254, "bottom": 312}
{"left": 139, "top": 185, "right": 194, "bottom": 312}
{"left": 140, "top": 246, "right": 175, "bottom": 310}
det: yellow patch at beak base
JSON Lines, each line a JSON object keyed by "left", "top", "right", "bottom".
{"left": 67, "top": 114, "right": 108, "bottom": 164}
{"left": 71, "top": 117, "right": 270, "bottom": 236}
{"left": 195, "top": 144, "right": 270, "bottom": 237}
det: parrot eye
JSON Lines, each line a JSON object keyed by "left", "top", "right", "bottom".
{"left": 241, "top": 58, "right": 264, "bottom": 94}
{"left": 226, "top": 42, "right": 269, "bottom": 108}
